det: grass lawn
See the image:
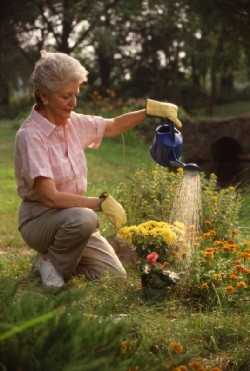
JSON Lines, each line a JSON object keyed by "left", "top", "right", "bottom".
{"left": 0, "top": 118, "right": 250, "bottom": 371}
{"left": 191, "top": 99, "right": 250, "bottom": 119}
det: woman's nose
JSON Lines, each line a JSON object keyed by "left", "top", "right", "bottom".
{"left": 69, "top": 96, "right": 77, "bottom": 107}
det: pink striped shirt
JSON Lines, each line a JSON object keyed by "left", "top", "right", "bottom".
{"left": 14, "top": 108, "right": 106, "bottom": 200}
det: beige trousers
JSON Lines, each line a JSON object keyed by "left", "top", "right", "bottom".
{"left": 18, "top": 201, "right": 126, "bottom": 280}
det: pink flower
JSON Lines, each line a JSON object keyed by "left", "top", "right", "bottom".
{"left": 146, "top": 252, "right": 159, "bottom": 266}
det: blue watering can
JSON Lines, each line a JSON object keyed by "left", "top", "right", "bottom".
{"left": 150, "top": 119, "right": 200, "bottom": 171}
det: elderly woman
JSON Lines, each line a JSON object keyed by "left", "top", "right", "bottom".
{"left": 14, "top": 50, "right": 181, "bottom": 288}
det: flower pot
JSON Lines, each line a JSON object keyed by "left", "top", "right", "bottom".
{"left": 142, "top": 286, "right": 168, "bottom": 302}
{"left": 141, "top": 273, "right": 168, "bottom": 302}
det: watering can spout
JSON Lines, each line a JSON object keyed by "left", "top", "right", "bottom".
{"left": 183, "top": 163, "right": 200, "bottom": 171}
{"left": 169, "top": 160, "right": 200, "bottom": 172}
{"left": 150, "top": 119, "right": 200, "bottom": 171}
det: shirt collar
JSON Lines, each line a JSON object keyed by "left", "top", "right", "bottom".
{"left": 30, "top": 107, "right": 57, "bottom": 137}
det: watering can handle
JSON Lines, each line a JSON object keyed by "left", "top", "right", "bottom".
{"left": 168, "top": 120, "right": 176, "bottom": 145}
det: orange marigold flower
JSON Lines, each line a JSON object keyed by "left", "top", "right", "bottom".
{"left": 201, "top": 283, "right": 209, "bottom": 289}
{"left": 225, "top": 286, "right": 235, "bottom": 294}
{"left": 238, "top": 252, "right": 250, "bottom": 259}
{"left": 195, "top": 236, "right": 203, "bottom": 242}
{"left": 243, "top": 241, "right": 250, "bottom": 247}
{"left": 241, "top": 267, "right": 250, "bottom": 274}
{"left": 227, "top": 240, "right": 235, "bottom": 244}
{"left": 163, "top": 261, "right": 170, "bottom": 267}
{"left": 204, "top": 220, "right": 212, "bottom": 226}
{"left": 213, "top": 273, "right": 222, "bottom": 279}
{"left": 169, "top": 341, "right": 183, "bottom": 353}
{"left": 202, "top": 230, "right": 216, "bottom": 238}
{"left": 231, "top": 230, "right": 238, "bottom": 236}
{"left": 236, "top": 281, "right": 248, "bottom": 289}
{"left": 202, "top": 232, "right": 210, "bottom": 238}
{"left": 209, "top": 230, "right": 217, "bottom": 236}
{"left": 121, "top": 340, "right": 129, "bottom": 353}
{"left": 204, "top": 251, "right": 214, "bottom": 258}
{"left": 230, "top": 274, "right": 238, "bottom": 281}
{"left": 172, "top": 366, "right": 188, "bottom": 371}
{"left": 212, "top": 247, "right": 219, "bottom": 253}
{"left": 188, "top": 360, "right": 206, "bottom": 371}
{"left": 228, "top": 243, "right": 239, "bottom": 250}
{"left": 223, "top": 246, "right": 232, "bottom": 253}
{"left": 235, "top": 264, "right": 244, "bottom": 271}
{"left": 205, "top": 247, "right": 215, "bottom": 253}
{"left": 173, "top": 252, "right": 181, "bottom": 259}
{"left": 214, "top": 241, "right": 224, "bottom": 246}
{"left": 210, "top": 368, "right": 223, "bottom": 371}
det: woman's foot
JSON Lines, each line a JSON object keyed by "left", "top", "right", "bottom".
{"left": 35, "top": 257, "right": 64, "bottom": 287}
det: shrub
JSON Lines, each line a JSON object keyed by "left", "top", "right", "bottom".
{"left": 116, "top": 165, "right": 241, "bottom": 241}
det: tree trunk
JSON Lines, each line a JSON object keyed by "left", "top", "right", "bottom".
{"left": 97, "top": 53, "right": 113, "bottom": 94}
{"left": 207, "top": 68, "right": 217, "bottom": 117}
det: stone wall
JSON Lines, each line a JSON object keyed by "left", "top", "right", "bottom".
{"left": 139, "top": 114, "right": 250, "bottom": 186}
{"left": 181, "top": 115, "right": 250, "bottom": 185}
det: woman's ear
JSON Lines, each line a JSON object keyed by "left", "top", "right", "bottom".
{"left": 39, "top": 90, "right": 49, "bottom": 106}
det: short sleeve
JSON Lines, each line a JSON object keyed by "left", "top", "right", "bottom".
{"left": 15, "top": 129, "right": 54, "bottom": 188}
{"left": 70, "top": 112, "right": 106, "bottom": 149}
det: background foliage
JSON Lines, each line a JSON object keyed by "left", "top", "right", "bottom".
{"left": 1, "top": 0, "right": 250, "bottom": 117}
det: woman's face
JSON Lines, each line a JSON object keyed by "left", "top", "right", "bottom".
{"left": 42, "top": 81, "right": 80, "bottom": 125}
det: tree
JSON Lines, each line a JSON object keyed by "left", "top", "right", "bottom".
{"left": 1, "top": 0, "right": 250, "bottom": 114}
{"left": 185, "top": 0, "right": 250, "bottom": 115}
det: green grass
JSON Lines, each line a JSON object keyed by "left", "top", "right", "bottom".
{"left": 191, "top": 99, "right": 250, "bottom": 119}
{"left": 1, "top": 118, "right": 250, "bottom": 370}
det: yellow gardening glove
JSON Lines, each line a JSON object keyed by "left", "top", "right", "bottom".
{"left": 99, "top": 192, "right": 127, "bottom": 230}
{"left": 145, "top": 99, "right": 182, "bottom": 128}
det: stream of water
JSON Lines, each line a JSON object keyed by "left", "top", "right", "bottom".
{"left": 169, "top": 170, "right": 202, "bottom": 266}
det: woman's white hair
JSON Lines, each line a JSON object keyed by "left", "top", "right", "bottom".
{"left": 33, "top": 50, "right": 88, "bottom": 100}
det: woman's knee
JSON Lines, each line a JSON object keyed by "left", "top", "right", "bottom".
{"left": 63, "top": 208, "right": 99, "bottom": 238}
